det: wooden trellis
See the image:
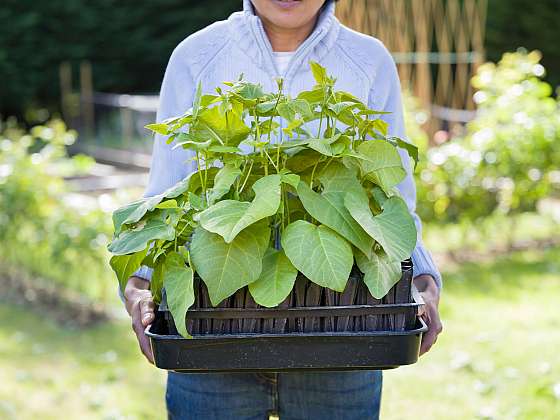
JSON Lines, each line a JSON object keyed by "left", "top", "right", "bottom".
{"left": 336, "top": 0, "right": 487, "bottom": 137}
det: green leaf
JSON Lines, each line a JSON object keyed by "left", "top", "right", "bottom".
{"left": 234, "top": 82, "right": 265, "bottom": 102}
{"left": 150, "top": 260, "right": 165, "bottom": 304}
{"left": 280, "top": 173, "right": 300, "bottom": 189}
{"left": 199, "top": 174, "right": 281, "bottom": 242}
{"left": 297, "top": 181, "right": 374, "bottom": 256}
{"left": 282, "top": 118, "right": 304, "bottom": 137}
{"left": 328, "top": 101, "right": 360, "bottom": 116}
{"left": 335, "top": 91, "right": 363, "bottom": 104}
{"left": 173, "top": 135, "right": 212, "bottom": 152}
{"left": 248, "top": 248, "right": 297, "bottom": 307}
{"left": 307, "top": 138, "right": 333, "bottom": 156}
{"left": 109, "top": 248, "right": 148, "bottom": 292}
{"left": 207, "top": 164, "right": 241, "bottom": 204}
{"left": 355, "top": 141, "right": 406, "bottom": 192}
{"left": 281, "top": 221, "right": 353, "bottom": 291}
{"left": 354, "top": 248, "right": 402, "bottom": 299}
{"left": 277, "top": 99, "right": 314, "bottom": 122}
{"left": 198, "top": 106, "right": 251, "bottom": 146}
{"left": 297, "top": 87, "right": 325, "bottom": 104}
{"left": 188, "top": 192, "right": 205, "bottom": 211}
{"left": 256, "top": 100, "right": 277, "bottom": 115}
{"left": 145, "top": 123, "right": 169, "bottom": 135}
{"left": 164, "top": 172, "right": 197, "bottom": 198}
{"left": 190, "top": 222, "right": 270, "bottom": 306}
{"left": 108, "top": 218, "right": 175, "bottom": 255}
{"left": 285, "top": 149, "right": 322, "bottom": 173}
{"left": 317, "top": 160, "right": 362, "bottom": 194}
{"left": 344, "top": 188, "right": 416, "bottom": 261}
{"left": 309, "top": 60, "right": 328, "bottom": 84}
{"left": 163, "top": 252, "right": 195, "bottom": 338}
{"left": 113, "top": 195, "right": 163, "bottom": 229}
{"left": 155, "top": 199, "right": 178, "bottom": 209}
{"left": 112, "top": 173, "right": 196, "bottom": 232}
{"left": 389, "top": 136, "right": 419, "bottom": 169}
{"left": 371, "top": 119, "right": 389, "bottom": 136}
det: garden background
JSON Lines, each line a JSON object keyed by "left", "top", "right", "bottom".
{"left": 1, "top": 0, "right": 559, "bottom": 419}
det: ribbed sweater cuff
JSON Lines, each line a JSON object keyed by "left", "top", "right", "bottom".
{"left": 117, "top": 267, "right": 152, "bottom": 303}
{"left": 133, "top": 265, "right": 154, "bottom": 282}
{"left": 411, "top": 245, "right": 442, "bottom": 290}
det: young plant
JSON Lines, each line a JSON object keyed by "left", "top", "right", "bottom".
{"left": 108, "top": 62, "right": 419, "bottom": 338}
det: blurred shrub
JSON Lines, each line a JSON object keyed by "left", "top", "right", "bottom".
{"left": 0, "top": 0, "right": 239, "bottom": 118}
{"left": 0, "top": 119, "right": 113, "bottom": 300}
{"left": 415, "top": 50, "right": 560, "bottom": 223}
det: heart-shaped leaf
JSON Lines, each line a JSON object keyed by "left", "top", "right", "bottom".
{"left": 317, "top": 160, "right": 362, "bottom": 193}
{"left": 190, "top": 221, "right": 270, "bottom": 306}
{"left": 297, "top": 181, "right": 374, "bottom": 256}
{"left": 354, "top": 248, "right": 402, "bottom": 299}
{"left": 282, "top": 221, "right": 353, "bottom": 291}
{"left": 355, "top": 140, "right": 406, "bottom": 192}
{"left": 248, "top": 248, "right": 298, "bottom": 307}
{"left": 197, "top": 106, "right": 251, "bottom": 146}
{"left": 199, "top": 174, "right": 281, "bottom": 242}
{"left": 344, "top": 188, "right": 416, "bottom": 261}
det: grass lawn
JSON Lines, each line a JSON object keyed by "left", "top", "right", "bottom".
{"left": 1, "top": 247, "right": 559, "bottom": 420}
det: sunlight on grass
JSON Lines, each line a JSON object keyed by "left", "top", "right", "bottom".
{"left": 1, "top": 247, "right": 558, "bottom": 419}
{"left": 0, "top": 306, "right": 166, "bottom": 420}
{"left": 382, "top": 247, "right": 560, "bottom": 420}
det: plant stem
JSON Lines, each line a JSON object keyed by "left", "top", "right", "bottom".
{"left": 239, "top": 160, "right": 254, "bottom": 194}
{"left": 309, "top": 159, "right": 320, "bottom": 189}
{"left": 195, "top": 152, "right": 205, "bottom": 203}
{"left": 263, "top": 148, "right": 278, "bottom": 172}
{"left": 203, "top": 152, "right": 208, "bottom": 203}
{"left": 283, "top": 187, "right": 290, "bottom": 228}
{"left": 270, "top": 90, "right": 283, "bottom": 172}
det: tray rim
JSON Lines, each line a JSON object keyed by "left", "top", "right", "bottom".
{"left": 145, "top": 317, "right": 428, "bottom": 341}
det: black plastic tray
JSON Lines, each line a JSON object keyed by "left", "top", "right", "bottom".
{"left": 146, "top": 313, "right": 427, "bottom": 372}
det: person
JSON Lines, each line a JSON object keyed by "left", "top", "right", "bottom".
{"left": 123, "top": 1, "right": 443, "bottom": 418}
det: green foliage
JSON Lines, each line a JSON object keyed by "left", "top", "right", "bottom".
{"left": 163, "top": 252, "right": 194, "bottom": 339}
{"left": 281, "top": 221, "right": 354, "bottom": 292}
{"left": 416, "top": 51, "right": 560, "bottom": 223}
{"left": 0, "top": 119, "right": 113, "bottom": 300}
{"left": 248, "top": 249, "right": 298, "bottom": 308}
{"left": 108, "top": 62, "right": 419, "bottom": 337}
{"left": 0, "top": 0, "right": 240, "bottom": 117}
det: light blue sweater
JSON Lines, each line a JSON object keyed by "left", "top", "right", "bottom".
{"left": 134, "top": 0, "right": 442, "bottom": 288}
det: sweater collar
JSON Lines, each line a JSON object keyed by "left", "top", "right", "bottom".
{"left": 231, "top": 1, "right": 339, "bottom": 81}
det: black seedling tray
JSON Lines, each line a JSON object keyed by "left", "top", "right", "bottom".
{"left": 145, "top": 260, "right": 427, "bottom": 372}
{"left": 146, "top": 298, "right": 427, "bottom": 372}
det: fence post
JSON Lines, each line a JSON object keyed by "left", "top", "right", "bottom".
{"left": 80, "top": 60, "right": 95, "bottom": 142}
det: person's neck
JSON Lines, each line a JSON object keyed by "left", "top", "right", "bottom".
{"left": 258, "top": 16, "right": 318, "bottom": 52}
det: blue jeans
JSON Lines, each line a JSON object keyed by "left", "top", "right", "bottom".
{"left": 166, "top": 371, "right": 382, "bottom": 419}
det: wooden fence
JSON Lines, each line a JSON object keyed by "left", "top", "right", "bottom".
{"left": 336, "top": 0, "right": 488, "bottom": 137}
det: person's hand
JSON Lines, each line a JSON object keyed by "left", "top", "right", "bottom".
{"left": 413, "top": 274, "right": 443, "bottom": 356}
{"left": 124, "top": 276, "right": 155, "bottom": 363}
